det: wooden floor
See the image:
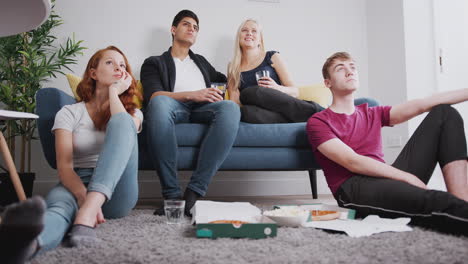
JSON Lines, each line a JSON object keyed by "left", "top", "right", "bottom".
{"left": 135, "top": 194, "right": 337, "bottom": 209}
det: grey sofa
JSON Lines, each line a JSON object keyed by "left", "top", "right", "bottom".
{"left": 36, "top": 88, "right": 321, "bottom": 198}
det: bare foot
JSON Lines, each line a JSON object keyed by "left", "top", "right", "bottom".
{"left": 74, "top": 207, "right": 98, "bottom": 227}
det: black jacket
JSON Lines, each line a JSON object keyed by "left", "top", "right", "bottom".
{"left": 140, "top": 47, "right": 227, "bottom": 108}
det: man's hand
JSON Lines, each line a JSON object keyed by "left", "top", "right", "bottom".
{"left": 404, "top": 173, "right": 427, "bottom": 189}
{"left": 190, "top": 88, "right": 223, "bottom": 103}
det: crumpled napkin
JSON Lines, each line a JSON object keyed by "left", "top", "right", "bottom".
{"left": 303, "top": 215, "right": 412, "bottom": 237}
{"left": 191, "top": 200, "right": 262, "bottom": 224}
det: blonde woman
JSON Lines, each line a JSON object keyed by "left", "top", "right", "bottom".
{"left": 227, "top": 19, "right": 377, "bottom": 123}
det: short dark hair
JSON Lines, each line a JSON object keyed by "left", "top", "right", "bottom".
{"left": 172, "top": 9, "right": 199, "bottom": 28}
{"left": 322, "top": 52, "right": 353, "bottom": 79}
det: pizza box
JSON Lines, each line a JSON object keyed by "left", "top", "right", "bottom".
{"left": 196, "top": 215, "right": 277, "bottom": 239}
{"left": 193, "top": 201, "right": 277, "bottom": 239}
{"left": 274, "top": 204, "right": 356, "bottom": 220}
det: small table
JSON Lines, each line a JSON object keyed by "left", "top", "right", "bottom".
{"left": 0, "top": 110, "right": 39, "bottom": 201}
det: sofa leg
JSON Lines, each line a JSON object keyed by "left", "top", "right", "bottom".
{"left": 308, "top": 170, "right": 318, "bottom": 199}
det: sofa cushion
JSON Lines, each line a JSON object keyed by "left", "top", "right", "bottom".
{"left": 173, "top": 122, "right": 310, "bottom": 148}
{"left": 66, "top": 73, "right": 144, "bottom": 109}
{"left": 298, "top": 83, "right": 331, "bottom": 108}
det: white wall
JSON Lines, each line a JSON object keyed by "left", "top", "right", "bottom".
{"left": 30, "top": 0, "right": 370, "bottom": 198}
{"left": 48, "top": 0, "right": 370, "bottom": 93}
{"left": 27, "top": 0, "right": 466, "bottom": 198}
{"left": 366, "top": 0, "right": 408, "bottom": 163}
{"left": 402, "top": 0, "right": 441, "bottom": 189}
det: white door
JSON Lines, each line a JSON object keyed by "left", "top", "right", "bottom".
{"left": 433, "top": 0, "right": 468, "bottom": 130}
{"left": 427, "top": 0, "right": 468, "bottom": 191}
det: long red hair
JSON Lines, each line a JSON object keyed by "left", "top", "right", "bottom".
{"left": 76, "top": 46, "right": 141, "bottom": 130}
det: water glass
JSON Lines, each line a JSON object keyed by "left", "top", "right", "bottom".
{"left": 164, "top": 199, "right": 185, "bottom": 224}
{"left": 255, "top": 70, "right": 270, "bottom": 82}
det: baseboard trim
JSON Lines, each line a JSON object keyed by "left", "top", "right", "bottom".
{"left": 32, "top": 178, "right": 330, "bottom": 198}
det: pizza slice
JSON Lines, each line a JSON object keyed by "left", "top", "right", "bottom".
{"left": 208, "top": 220, "right": 250, "bottom": 224}
{"left": 310, "top": 210, "right": 341, "bottom": 221}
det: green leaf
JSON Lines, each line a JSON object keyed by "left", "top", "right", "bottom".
{"left": 0, "top": 0, "right": 85, "bottom": 168}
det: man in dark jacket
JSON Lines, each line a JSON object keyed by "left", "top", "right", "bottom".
{"left": 140, "top": 10, "right": 240, "bottom": 216}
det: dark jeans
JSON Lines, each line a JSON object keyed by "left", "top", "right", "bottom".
{"left": 240, "top": 86, "right": 379, "bottom": 123}
{"left": 335, "top": 105, "right": 468, "bottom": 235}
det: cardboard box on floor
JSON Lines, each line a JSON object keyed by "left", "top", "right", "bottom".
{"left": 193, "top": 201, "right": 277, "bottom": 239}
{"left": 196, "top": 215, "right": 277, "bottom": 239}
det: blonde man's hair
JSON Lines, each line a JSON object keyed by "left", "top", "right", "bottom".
{"left": 227, "top": 19, "right": 265, "bottom": 94}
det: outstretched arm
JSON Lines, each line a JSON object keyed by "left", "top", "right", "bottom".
{"left": 390, "top": 88, "right": 468, "bottom": 125}
{"left": 317, "top": 138, "right": 427, "bottom": 189}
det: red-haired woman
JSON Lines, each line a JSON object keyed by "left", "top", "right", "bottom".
{"left": 31, "top": 46, "right": 143, "bottom": 254}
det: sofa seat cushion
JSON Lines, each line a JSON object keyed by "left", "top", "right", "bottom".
{"left": 170, "top": 122, "right": 310, "bottom": 148}
{"left": 138, "top": 146, "right": 319, "bottom": 170}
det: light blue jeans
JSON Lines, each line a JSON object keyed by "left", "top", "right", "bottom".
{"left": 37, "top": 112, "right": 139, "bottom": 252}
{"left": 145, "top": 96, "right": 241, "bottom": 198}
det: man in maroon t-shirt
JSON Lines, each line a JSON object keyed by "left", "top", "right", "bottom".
{"left": 307, "top": 52, "right": 468, "bottom": 235}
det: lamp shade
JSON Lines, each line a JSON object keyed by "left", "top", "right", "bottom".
{"left": 0, "top": 0, "right": 51, "bottom": 37}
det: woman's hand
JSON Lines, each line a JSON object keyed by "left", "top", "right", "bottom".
{"left": 257, "top": 76, "right": 299, "bottom": 97}
{"left": 110, "top": 71, "right": 132, "bottom": 95}
{"left": 257, "top": 76, "right": 281, "bottom": 90}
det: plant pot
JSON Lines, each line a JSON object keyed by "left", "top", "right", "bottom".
{"left": 0, "top": 172, "right": 35, "bottom": 206}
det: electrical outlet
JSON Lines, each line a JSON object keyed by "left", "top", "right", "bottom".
{"left": 386, "top": 135, "right": 402, "bottom": 148}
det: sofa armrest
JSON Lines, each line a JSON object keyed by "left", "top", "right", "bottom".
{"left": 36, "top": 88, "right": 76, "bottom": 169}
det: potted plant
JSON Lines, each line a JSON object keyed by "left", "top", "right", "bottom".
{"left": 0, "top": 0, "right": 86, "bottom": 203}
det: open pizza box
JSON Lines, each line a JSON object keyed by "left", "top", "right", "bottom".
{"left": 273, "top": 204, "right": 412, "bottom": 237}
{"left": 273, "top": 203, "right": 356, "bottom": 221}
{"left": 193, "top": 201, "right": 277, "bottom": 239}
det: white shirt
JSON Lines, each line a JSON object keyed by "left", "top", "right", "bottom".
{"left": 173, "top": 56, "right": 206, "bottom": 93}
{"left": 51, "top": 102, "right": 143, "bottom": 168}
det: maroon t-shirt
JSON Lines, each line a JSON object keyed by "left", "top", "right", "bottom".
{"left": 306, "top": 104, "right": 392, "bottom": 194}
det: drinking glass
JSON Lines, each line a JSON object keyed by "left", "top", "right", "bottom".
{"left": 255, "top": 70, "right": 270, "bottom": 87}
{"left": 211, "top": 82, "right": 227, "bottom": 99}
{"left": 164, "top": 199, "right": 185, "bottom": 224}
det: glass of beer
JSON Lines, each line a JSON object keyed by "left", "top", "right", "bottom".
{"left": 211, "top": 83, "right": 226, "bottom": 99}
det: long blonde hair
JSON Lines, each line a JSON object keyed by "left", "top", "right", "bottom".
{"left": 227, "top": 19, "right": 265, "bottom": 94}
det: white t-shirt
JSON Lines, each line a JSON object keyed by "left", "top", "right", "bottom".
{"left": 173, "top": 56, "right": 206, "bottom": 93}
{"left": 51, "top": 102, "right": 143, "bottom": 168}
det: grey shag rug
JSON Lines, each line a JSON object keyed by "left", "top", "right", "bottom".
{"left": 31, "top": 209, "right": 468, "bottom": 264}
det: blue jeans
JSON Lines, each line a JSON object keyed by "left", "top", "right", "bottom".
{"left": 37, "top": 112, "right": 139, "bottom": 252}
{"left": 145, "top": 96, "right": 240, "bottom": 198}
